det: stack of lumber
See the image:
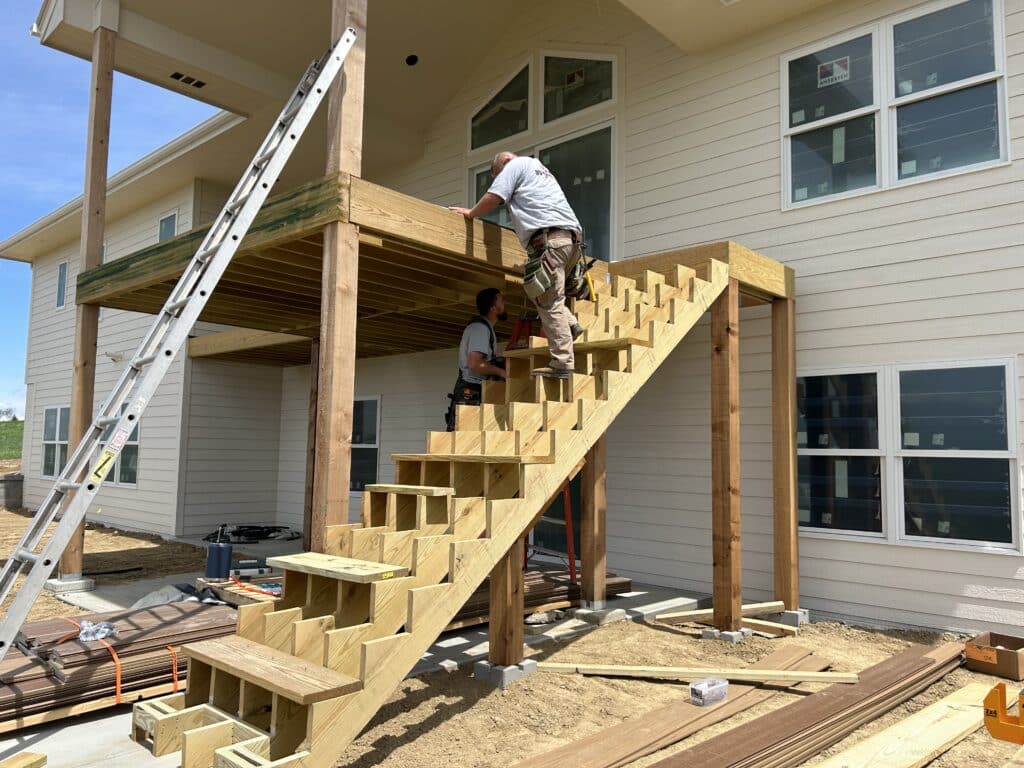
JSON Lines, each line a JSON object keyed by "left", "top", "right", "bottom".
{"left": 0, "top": 603, "right": 236, "bottom": 733}
{"left": 650, "top": 642, "right": 963, "bottom": 768}
{"left": 513, "top": 646, "right": 830, "bottom": 768}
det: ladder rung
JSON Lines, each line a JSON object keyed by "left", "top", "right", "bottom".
{"left": 131, "top": 354, "right": 158, "bottom": 369}
{"left": 226, "top": 193, "right": 251, "bottom": 215}
{"left": 14, "top": 548, "right": 39, "bottom": 566}
{"left": 165, "top": 296, "right": 190, "bottom": 313}
{"left": 195, "top": 246, "right": 217, "bottom": 263}
{"left": 57, "top": 481, "right": 81, "bottom": 492}
{"left": 95, "top": 415, "right": 119, "bottom": 427}
{"left": 279, "top": 98, "right": 304, "bottom": 125}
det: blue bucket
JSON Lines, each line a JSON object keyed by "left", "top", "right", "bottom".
{"left": 205, "top": 542, "right": 233, "bottom": 579}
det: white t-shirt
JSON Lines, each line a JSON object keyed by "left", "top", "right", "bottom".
{"left": 487, "top": 157, "right": 582, "bottom": 247}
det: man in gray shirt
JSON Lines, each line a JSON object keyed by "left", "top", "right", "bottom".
{"left": 445, "top": 288, "right": 508, "bottom": 430}
{"left": 451, "top": 152, "right": 583, "bottom": 379}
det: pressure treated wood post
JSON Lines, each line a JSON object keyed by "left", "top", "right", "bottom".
{"left": 772, "top": 297, "right": 799, "bottom": 610}
{"left": 711, "top": 278, "right": 741, "bottom": 631}
{"left": 60, "top": 25, "right": 116, "bottom": 578}
{"left": 488, "top": 536, "right": 525, "bottom": 666}
{"left": 310, "top": 0, "right": 366, "bottom": 552}
{"left": 581, "top": 437, "right": 607, "bottom": 608}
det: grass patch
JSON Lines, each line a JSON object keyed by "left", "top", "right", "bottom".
{"left": 0, "top": 422, "right": 23, "bottom": 460}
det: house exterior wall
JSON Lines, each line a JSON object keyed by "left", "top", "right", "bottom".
{"left": 21, "top": 186, "right": 195, "bottom": 535}
{"left": 352, "top": 0, "right": 1024, "bottom": 634}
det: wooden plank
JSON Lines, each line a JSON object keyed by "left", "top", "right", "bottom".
{"left": 488, "top": 537, "right": 526, "bottom": 666}
{"left": 61, "top": 23, "right": 116, "bottom": 578}
{"left": 183, "top": 636, "right": 359, "bottom": 706}
{"left": 266, "top": 553, "right": 408, "bottom": 583}
{"left": 581, "top": 437, "right": 607, "bottom": 607}
{"left": 815, "top": 683, "right": 1000, "bottom": 768}
{"left": 711, "top": 277, "right": 741, "bottom": 631}
{"left": 742, "top": 618, "right": 799, "bottom": 637}
{"left": 364, "top": 484, "right": 454, "bottom": 496}
{"left": 389, "top": 453, "right": 555, "bottom": 464}
{"left": 656, "top": 600, "right": 786, "bottom": 625}
{"left": 0, "top": 754, "right": 46, "bottom": 768}
{"left": 535, "top": 662, "right": 858, "bottom": 684}
{"left": 188, "top": 329, "right": 310, "bottom": 358}
{"left": 772, "top": 296, "right": 800, "bottom": 610}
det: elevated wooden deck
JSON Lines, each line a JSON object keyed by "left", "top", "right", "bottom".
{"left": 75, "top": 174, "right": 791, "bottom": 364}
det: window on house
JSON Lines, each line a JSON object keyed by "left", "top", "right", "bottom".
{"left": 42, "top": 406, "right": 70, "bottom": 478}
{"left": 55, "top": 262, "right": 68, "bottom": 309}
{"left": 97, "top": 404, "right": 141, "bottom": 485}
{"left": 471, "top": 66, "right": 530, "bottom": 150}
{"left": 783, "top": 0, "right": 1005, "bottom": 206}
{"left": 797, "top": 372, "right": 883, "bottom": 534}
{"left": 798, "top": 361, "right": 1017, "bottom": 549}
{"left": 350, "top": 397, "right": 379, "bottom": 492}
{"left": 158, "top": 212, "right": 178, "bottom": 242}
{"left": 543, "top": 56, "right": 614, "bottom": 123}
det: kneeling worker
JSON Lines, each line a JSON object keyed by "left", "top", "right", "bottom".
{"left": 445, "top": 288, "right": 508, "bottom": 431}
{"left": 451, "top": 151, "right": 584, "bottom": 379}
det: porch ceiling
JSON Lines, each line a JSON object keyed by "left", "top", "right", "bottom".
{"left": 76, "top": 174, "right": 531, "bottom": 362}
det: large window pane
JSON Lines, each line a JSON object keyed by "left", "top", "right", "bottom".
{"left": 791, "top": 115, "right": 876, "bottom": 202}
{"left": 471, "top": 67, "right": 529, "bottom": 150}
{"left": 799, "top": 455, "right": 882, "bottom": 533}
{"left": 540, "top": 127, "right": 612, "bottom": 261}
{"left": 43, "top": 444, "right": 55, "bottom": 477}
{"left": 58, "top": 407, "right": 69, "bottom": 442}
{"left": 119, "top": 445, "right": 139, "bottom": 485}
{"left": 897, "top": 81, "right": 999, "bottom": 179}
{"left": 350, "top": 448, "right": 378, "bottom": 492}
{"left": 158, "top": 213, "right": 177, "bottom": 242}
{"left": 352, "top": 400, "right": 378, "bottom": 445}
{"left": 544, "top": 56, "right": 613, "bottom": 123}
{"left": 43, "top": 409, "right": 57, "bottom": 442}
{"left": 474, "top": 168, "right": 515, "bottom": 229}
{"left": 789, "top": 34, "right": 874, "bottom": 127}
{"left": 798, "top": 373, "right": 878, "bottom": 449}
{"left": 894, "top": 0, "right": 995, "bottom": 97}
{"left": 900, "top": 366, "right": 1006, "bottom": 450}
{"left": 903, "top": 457, "right": 1010, "bottom": 543}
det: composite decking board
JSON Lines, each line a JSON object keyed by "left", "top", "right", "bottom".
{"left": 652, "top": 643, "right": 962, "bottom": 768}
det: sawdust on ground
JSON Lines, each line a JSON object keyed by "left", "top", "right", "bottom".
{"left": 0, "top": 459, "right": 20, "bottom": 475}
{"left": 0, "top": 505, "right": 206, "bottom": 621}
{"left": 334, "top": 620, "right": 1016, "bottom": 768}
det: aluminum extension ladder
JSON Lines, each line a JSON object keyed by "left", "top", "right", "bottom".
{"left": 0, "top": 29, "right": 358, "bottom": 663}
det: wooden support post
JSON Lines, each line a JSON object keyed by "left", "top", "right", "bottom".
{"left": 711, "top": 278, "right": 741, "bottom": 631}
{"left": 303, "top": 340, "right": 320, "bottom": 551}
{"left": 581, "top": 437, "right": 607, "bottom": 608}
{"left": 60, "top": 25, "right": 115, "bottom": 577}
{"left": 488, "top": 536, "right": 525, "bottom": 666}
{"left": 310, "top": 0, "right": 366, "bottom": 552}
{"left": 772, "top": 297, "right": 799, "bottom": 610}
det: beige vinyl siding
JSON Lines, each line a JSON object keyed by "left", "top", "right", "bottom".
{"left": 21, "top": 186, "right": 195, "bottom": 535}
{"left": 277, "top": 366, "right": 309, "bottom": 530}
{"left": 373, "top": 0, "right": 1024, "bottom": 634}
{"left": 180, "top": 360, "right": 282, "bottom": 537}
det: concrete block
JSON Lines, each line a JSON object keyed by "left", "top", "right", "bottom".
{"left": 720, "top": 630, "right": 744, "bottom": 644}
{"left": 576, "top": 608, "right": 626, "bottom": 627}
{"left": 473, "top": 658, "right": 538, "bottom": 689}
{"left": 777, "top": 609, "right": 810, "bottom": 627}
{"left": 740, "top": 627, "right": 754, "bottom": 638}
{"left": 437, "top": 659, "right": 459, "bottom": 674}
{"left": 701, "top": 628, "right": 721, "bottom": 640}
{"left": 44, "top": 576, "right": 96, "bottom": 595}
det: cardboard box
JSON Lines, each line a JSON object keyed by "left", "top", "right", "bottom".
{"left": 965, "top": 632, "right": 1024, "bottom": 680}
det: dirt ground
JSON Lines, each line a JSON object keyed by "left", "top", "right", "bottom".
{"left": 0, "top": 459, "right": 19, "bottom": 475}
{"left": 334, "top": 619, "right": 1017, "bottom": 768}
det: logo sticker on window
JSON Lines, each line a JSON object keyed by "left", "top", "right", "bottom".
{"left": 817, "top": 56, "right": 851, "bottom": 88}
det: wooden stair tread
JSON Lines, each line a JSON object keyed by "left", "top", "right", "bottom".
{"left": 183, "top": 635, "right": 360, "bottom": 705}
{"left": 266, "top": 552, "right": 409, "bottom": 583}
{"left": 504, "top": 336, "right": 652, "bottom": 357}
{"left": 391, "top": 452, "right": 555, "bottom": 464}
{"left": 364, "top": 484, "right": 454, "bottom": 496}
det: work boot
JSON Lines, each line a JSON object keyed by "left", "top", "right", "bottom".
{"left": 532, "top": 366, "right": 571, "bottom": 380}
{"left": 570, "top": 322, "right": 584, "bottom": 340}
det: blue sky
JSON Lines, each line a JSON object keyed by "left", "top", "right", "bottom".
{"left": 0, "top": 2, "right": 217, "bottom": 418}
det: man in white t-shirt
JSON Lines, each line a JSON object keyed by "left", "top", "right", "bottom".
{"left": 451, "top": 152, "right": 583, "bottom": 379}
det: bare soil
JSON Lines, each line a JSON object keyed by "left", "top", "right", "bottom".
{"left": 334, "top": 620, "right": 1017, "bottom": 768}
{"left": 0, "top": 459, "right": 20, "bottom": 475}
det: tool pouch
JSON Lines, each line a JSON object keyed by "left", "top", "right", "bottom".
{"left": 523, "top": 254, "right": 556, "bottom": 300}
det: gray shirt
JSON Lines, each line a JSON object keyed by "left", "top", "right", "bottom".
{"left": 488, "top": 157, "right": 582, "bottom": 248}
{"left": 458, "top": 318, "right": 495, "bottom": 384}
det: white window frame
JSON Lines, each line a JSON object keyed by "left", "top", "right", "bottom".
{"left": 538, "top": 49, "right": 618, "bottom": 130}
{"left": 97, "top": 403, "right": 140, "bottom": 487}
{"left": 467, "top": 58, "right": 533, "bottom": 154}
{"left": 798, "top": 357, "right": 1021, "bottom": 555}
{"left": 780, "top": 0, "right": 1009, "bottom": 210}
{"left": 796, "top": 365, "right": 889, "bottom": 542}
{"left": 892, "top": 358, "right": 1018, "bottom": 552}
{"left": 158, "top": 209, "right": 179, "bottom": 242}
{"left": 350, "top": 395, "right": 381, "bottom": 496}
{"left": 55, "top": 261, "right": 68, "bottom": 310}
{"left": 41, "top": 405, "right": 70, "bottom": 479}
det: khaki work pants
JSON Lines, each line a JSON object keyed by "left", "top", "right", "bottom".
{"left": 529, "top": 235, "right": 581, "bottom": 371}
